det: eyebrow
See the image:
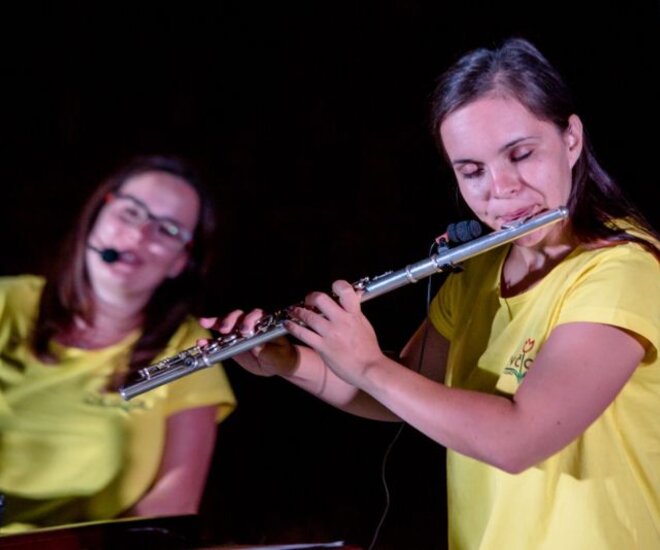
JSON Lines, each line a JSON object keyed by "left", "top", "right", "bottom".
{"left": 451, "top": 136, "right": 535, "bottom": 166}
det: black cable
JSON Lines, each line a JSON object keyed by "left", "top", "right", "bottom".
{"left": 366, "top": 241, "right": 438, "bottom": 550}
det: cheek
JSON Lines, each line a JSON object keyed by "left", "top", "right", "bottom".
{"left": 518, "top": 154, "right": 551, "bottom": 183}
{"left": 90, "top": 211, "right": 119, "bottom": 239}
{"left": 456, "top": 179, "right": 488, "bottom": 209}
{"left": 161, "top": 250, "right": 189, "bottom": 279}
{"left": 559, "top": 159, "right": 574, "bottom": 200}
{"left": 146, "top": 243, "right": 186, "bottom": 265}
{"left": 540, "top": 159, "right": 573, "bottom": 204}
{"left": 141, "top": 246, "right": 180, "bottom": 271}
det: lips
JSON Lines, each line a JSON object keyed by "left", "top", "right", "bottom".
{"left": 116, "top": 250, "right": 141, "bottom": 266}
{"left": 101, "top": 248, "right": 144, "bottom": 270}
{"left": 499, "top": 207, "right": 540, "bottom": 226}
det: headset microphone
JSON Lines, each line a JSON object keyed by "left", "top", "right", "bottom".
{"left": 87, "top": 245, "right": 121, "bottom": 263}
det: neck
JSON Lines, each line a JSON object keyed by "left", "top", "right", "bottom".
{"left": 88, "top": 298, "right": 145, "bottom": 335}
{"left": 502, "top": 234, "right": 577, "bottom": 297}
{"left": 59, "top": 292, "right": 148, "bottom": 350}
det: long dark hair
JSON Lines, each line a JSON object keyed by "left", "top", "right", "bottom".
{"left": 32, "top": 155, "right": 217, "bottom": 386}
{"left": 429, "top": 37, "right": 658, "bottom": 254}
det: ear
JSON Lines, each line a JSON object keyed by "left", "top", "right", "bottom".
{"left": 565, "top": 114, "right": 584, "bottom": 168}
{"left": 167, "top": 249, "right": 190, "bottom": 279}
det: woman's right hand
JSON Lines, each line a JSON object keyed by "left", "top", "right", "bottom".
{"left": 199, "top": 310, "right": 299, "bottom": 377}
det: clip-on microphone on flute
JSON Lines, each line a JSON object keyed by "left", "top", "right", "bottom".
{"left": 434, "top": 219, "right": 483, "bottom": 272}
{"left": 87, "top": 245, "right": 121, "bottom": 264}
{"left": 436, "top": 219, "right": 483, "bottom": 248}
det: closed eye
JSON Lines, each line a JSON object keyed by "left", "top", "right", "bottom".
{"left": 461, "top": 166, "right": 484, "bottom": 179}
{"left": 511, "top": 149, "right": 532, "bottom": 163}
{"left": 119, "top": 205, "right": 143, "bottom": 221}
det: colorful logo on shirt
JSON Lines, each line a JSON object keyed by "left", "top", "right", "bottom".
{"left": 503, "top": 338, "right": 536, "bottom": 384}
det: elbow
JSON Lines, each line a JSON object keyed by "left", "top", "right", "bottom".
{"left": 495, "top": 458, "right": 531, "bottom": 475}
{"left": 487, "top": 446, "right": 544, "bottom": 475}
{"left": 477, "top": 414, "right": 550, "bottom": 474}
{"left": 481, "top": 435, "right": 542, "bottom": 474}
{"left": 178, "top": 502, "right": 201, "bottom": 516}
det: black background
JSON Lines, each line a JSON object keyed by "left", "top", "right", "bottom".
{"left": 1, "top": 2, "right": 658, "bottom": 549}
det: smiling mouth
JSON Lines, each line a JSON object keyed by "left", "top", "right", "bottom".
{"left": 106, "top": 250, "right": 142, "bottom": 269}
{"left": 119, "top": 251, "right": 138, "bottom": 264}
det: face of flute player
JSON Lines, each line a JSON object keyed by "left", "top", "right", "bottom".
{"left": 440, "top": 95, "right": 583, "bottom": 248}
{"left": 86, "top": 171, "right": 200, "bottom": 302}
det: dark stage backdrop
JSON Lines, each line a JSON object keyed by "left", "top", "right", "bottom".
{"left": 1, "top": 3, "right": 658, "bottom": 549}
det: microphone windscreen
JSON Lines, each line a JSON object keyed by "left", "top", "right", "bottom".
{"left": 100, "top": 249, "right": 120, "bottom": 263}
{"left": 88, "top": 244, "right": 120, "bottom": 264}
{"left": 447, "top": 220, "right": 482, "bottom": 243}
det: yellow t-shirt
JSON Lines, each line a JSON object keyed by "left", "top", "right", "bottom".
{"left": 430, "top": 241, "right": 660, "bottom": 550}
{"left": 0, "top": 275, "right": 236, "bottom": 530}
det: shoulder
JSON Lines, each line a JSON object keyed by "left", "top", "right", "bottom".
{"left": 554, "top": 241, "right": 659, "bottom": 299}
{"left": 0, "top": 275, "right": 45, "bottom": 308}
{"left": 164, "top": 315, "right": 212, "bottom": 351}
{"left": 0, "top": 275, "right": 45, "bottom": 336}
{"left": 556, "top": 242, "right": 659, "bottom": 350}
{"left": 157, "top": 317, "right": 236, "bottom": 421}
{"left": 546, "top": 243, "right": 658, "bottom": 307}
{"left": 598, "top": 218, "right": 660, "bottom": 254}
{"left": 569, "top": 240, "right": 658, "bottom": 279}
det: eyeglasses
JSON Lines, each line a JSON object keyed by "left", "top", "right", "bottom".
{"left": 105, "top": 191, "right": 193, "bottom": 247}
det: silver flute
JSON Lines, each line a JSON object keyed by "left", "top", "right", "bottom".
{"left": 120, "top": 207, "right": 568, "bottom": 400}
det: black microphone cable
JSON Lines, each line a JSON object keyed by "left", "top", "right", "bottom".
{"left": 366, "top": 220, "right": 482, "bottom": 550}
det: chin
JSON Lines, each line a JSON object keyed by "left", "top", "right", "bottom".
{"left": 512, "top": 228, "right": 550, "bottom": 248}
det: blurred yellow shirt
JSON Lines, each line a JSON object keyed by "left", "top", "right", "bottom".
{"left": 430, "top": 241, "right": 660, "bottom": 549}
{"left": 0, "top": 275, "right": 236, "bottom": 531}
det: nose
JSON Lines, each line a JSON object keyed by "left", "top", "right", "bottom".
{"left": 122, "top": 220, "right": 153, "bottom": 244}
{"left": 490, "top": 165, "right": 521, "bottom": 199}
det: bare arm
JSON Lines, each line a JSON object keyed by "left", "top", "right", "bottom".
{"left": 202, "top": 312, "right": 448, "bottom": 422}
{"left": 288, "top": 281, "right": 645, "bottom": 473}
{"left": 127, "top": 405, "right": 217, "bottom": 517}
{"left": 362, "top": 323, "right": 642, "bottom": 472}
